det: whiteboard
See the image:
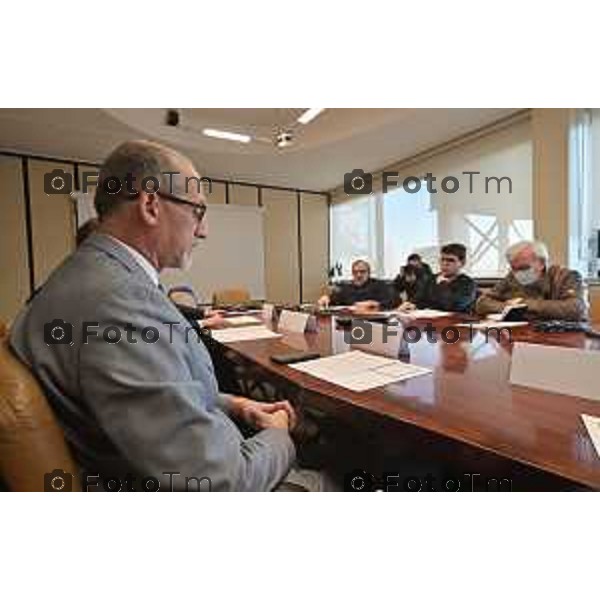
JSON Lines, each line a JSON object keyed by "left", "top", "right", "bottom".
{"left": 72, "top": 192, "right": 265, "bottom": 303}
{"left": 160, "top": 204, "right": 265, "bottom": 303}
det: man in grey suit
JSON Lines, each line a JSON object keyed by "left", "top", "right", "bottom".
{"left": 10, "top": 140, "right": 298, "bottom": 491}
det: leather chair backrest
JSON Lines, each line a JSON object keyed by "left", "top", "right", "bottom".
{"left": 0, "top": 331, "right": 81, "bottom": 491}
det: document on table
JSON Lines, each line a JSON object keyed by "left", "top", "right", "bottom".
{"left": 211, "top": 326, "right": 282, "bottom": 343}
{"left": 581, "top": 414, "right": 600, "bottom": 458}
{"left": 290, "top": 350, "right": 432, "bottom": 392}
{"left": 455, "top": 320, "right": 529, "bottom": 329}
{"left": 395, "top": 309, "right": 453, "bottom": 319}
{"left": 223, "top": 316, "right": 263, "bottom": 326}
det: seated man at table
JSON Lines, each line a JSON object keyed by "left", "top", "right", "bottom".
{"left": 394, "top": 253, "right": 434, "bottom": 304}
{"left": 399, "top": 243, "right": 476, "bottom": 313}
{"left": 406, "top": 253, "right": 433, "bottom": 280}
{"left": 318, "top": 259, "right": 396, "bottom": 310}
{"left": 476, "top": 240, "right": 588, "bottom": 321}
{"left": 9, "top": 140, "right": 302, "bottom": 492}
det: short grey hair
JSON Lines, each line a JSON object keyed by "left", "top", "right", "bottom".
{"left": 505, "top": 240, "right": 549, "bottom": 264}
{"left": 351, "top": 259, "right": 371, "bottom": 273}
{"left": 94, "top": 140, "right": 188, "bottom": 219}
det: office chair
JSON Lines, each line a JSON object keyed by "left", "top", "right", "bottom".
{"left": 167, "top": 285, "right": 199, "bottom": 308}
{"left": 0, "top": 329, "right": 81, "bottom": 491}
{"left": 212, "top": 288, "right": 251, "bottom": 306}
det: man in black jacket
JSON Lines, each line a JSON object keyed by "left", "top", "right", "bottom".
{"left": 394, "top": 254, "right": 434, "bottom": 304}
{"left": 399, "top": 243, "right": 476, "bottom": 313}
{"left": 318, "top": 259, "right": 396, "bottom": 310}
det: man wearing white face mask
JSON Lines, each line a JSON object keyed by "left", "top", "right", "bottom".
{"left": 476, "top": 240, "right": 588, "bottom": 321}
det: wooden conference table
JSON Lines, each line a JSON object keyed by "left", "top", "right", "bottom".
{"left": 208, "top": 314, "right": 600, "bottom": 490}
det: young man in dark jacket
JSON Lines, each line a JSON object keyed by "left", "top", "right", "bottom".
{"left": 399, "top": 243, "right": 476, "bottom": 313}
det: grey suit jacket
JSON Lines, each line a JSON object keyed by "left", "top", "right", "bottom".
{"left": 10, "top": 234, "right": 296, "bottom": 491}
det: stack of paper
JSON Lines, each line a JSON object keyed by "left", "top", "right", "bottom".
{"left": 211, "top": 326, "right": 282, "bottom": 343}
{"left": 290, "top": 350, "right": 431, "bottom": 392}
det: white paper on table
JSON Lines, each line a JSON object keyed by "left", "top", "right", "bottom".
{"left": 581, "top": 414, "right": 600, "bottom": 458}
{"left": 223, "top": 316, "right": 262, "bottom": 326}
{"left": 290, "top": 350, "right": 432, "bottom": 392}
{"left": 394, "top": 309, "right": 453, "bottom": 319}
{"left": 211, "top": 326, "right": 282, "bottom": 343}
{"left": 278, "top": 310, "right": 310, "bottom": 333}
{"left": 456, "top": 321, "right": 529, "bottom": 330}
{"left": 510, "top": 342, "right": 600, "bottom": 401}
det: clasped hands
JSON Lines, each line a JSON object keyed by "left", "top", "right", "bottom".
{"left": 228, "top": 396, "right": 297, "bottom": 432}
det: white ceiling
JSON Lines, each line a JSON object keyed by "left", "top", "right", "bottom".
{"left": 0, "top": 108, "right": 521, "bottom": 191}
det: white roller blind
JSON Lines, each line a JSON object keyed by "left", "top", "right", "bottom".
{"left": 330, "top": 119, "right": 533, "bottom": 278}
{"left": 330, "top": 194, "right": 378, "bottom": 278}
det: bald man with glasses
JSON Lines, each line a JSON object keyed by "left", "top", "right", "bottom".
{"left": 10, "top": 140, "right": 301, "bottom": 491}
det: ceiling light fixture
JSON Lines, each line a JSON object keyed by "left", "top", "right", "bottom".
{"left": 202, "top": 128, "right": 252, "bottom": 143}
{"left": 275, "top": 130, "right": 294, "bottom": 148}
{"left": 297, "top": 108, "right": 326, "bottom": 125}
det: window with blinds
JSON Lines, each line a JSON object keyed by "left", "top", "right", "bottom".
{"left": 330, "top": 117, "right": 533, "bottom": 279}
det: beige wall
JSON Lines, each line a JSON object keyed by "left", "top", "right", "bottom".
{"left": 0, "top": 157, "right": 29, "bottom": 324}
{"left": 532, "top": 108, "right": 573, "bottom": 265}
{"left": 206, "top": 181, "right": 226, "bottom": 205}
{"left": 262, "top": 189, "right": 300, "bottom": 303}
{"left": 0, "top": 151, "right": 329, "bottom": 314}
{"left": 28, "top": 160, "right": 76, "bottom": 288}
{"left": 230, "top": 183, "right": 259, "bottom": 206}
{"left": 301, "top": 192, "right": 329, "bottom": 301}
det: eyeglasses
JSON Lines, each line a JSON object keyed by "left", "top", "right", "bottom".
{"left": 118, "top": 189, "right": 207, "bottom": 224}
{"left": 157, "top": 192, "right": 207, "bottom": 224}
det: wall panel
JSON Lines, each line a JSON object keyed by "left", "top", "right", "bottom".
{"left": 300, "top": 192, "right": 329, "bottom": 302}
{"left": 28, "top": 160, "right": 75, "bottom": 288}
{"left": 206, "top": 181, "right": 226, "bottom": 205}
{"left": 0, "top": 157, "right": 29, "bottom": 323}
{"left": 262, "top": 188, "right": 299, "bottom": 303}
{"left": 230, "top": 183, "right": 259, "bottom": 206}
